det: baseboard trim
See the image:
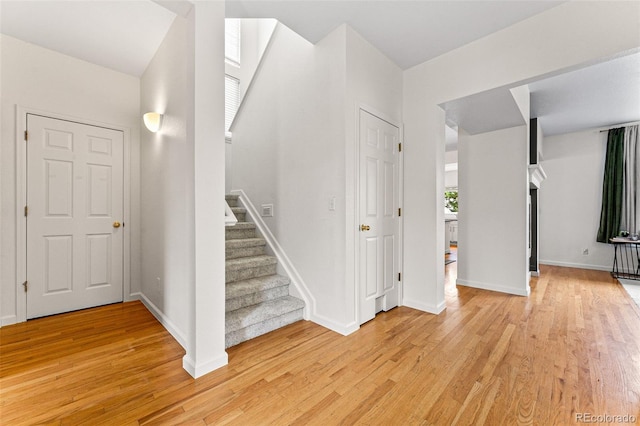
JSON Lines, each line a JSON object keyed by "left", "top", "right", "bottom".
{"left": 1, "top": 315, "right": 18, "bottom": 327}
{"left": 139, "top": 293, "right": 188, "bottom": 350}
{"left": 538, "top": 260, "right": 611, "bottom": 272}
{"left": 456, "top": 278, "right": 529, "bottom": 297}
{"left": 402, "top": 298, "right": 446, "bottom": 315}
{"left": 183, "top": 352, "right": 229, "bottom": 379}
{"left": 231, "top": 189, "right": 316, "bottom": 321}
{"left": 310, "top": 314, "right": 359, "bottom": 336}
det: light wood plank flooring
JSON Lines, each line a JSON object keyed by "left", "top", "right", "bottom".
{"left": 2, "top": 264, "right": 639, "bottom": 425}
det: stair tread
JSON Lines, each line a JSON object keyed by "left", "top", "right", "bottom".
{"left": 226, "top": 296, "right": 305, "bottom": 333}
{"left": 226, "top": 238, "right": 266, "bottom": 249}
{"left": 226, "top": 275, "right": 290, "bottom": 300}
{"left": 226, "top": 255, "right": 276, "bottom": 270}
{"left": 231, "top": 206, "right": 246, "bottom": 213}
{"left": 227, "top": 222, "right": 255, "bottom": 230}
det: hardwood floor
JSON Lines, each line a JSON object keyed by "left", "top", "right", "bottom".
{"left": 2, "top": 264, "right": 640, "bottom": 425}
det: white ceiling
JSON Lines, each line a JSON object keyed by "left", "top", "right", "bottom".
{"left": 226, "top": 1, "right": 564, "bottom": 70}
{"left": 530, "top": 52, "right": 640, "bottom": 136}
{"left": 0, "top": 1, "right": 177, "bottom": 77}
{"left": 1, "top": 1, "right": 637, "bottom": 138}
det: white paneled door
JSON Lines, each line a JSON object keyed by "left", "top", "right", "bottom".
{"left": 26, "top": 114, "right": 124, "bottom": 319}
{"left": 359, "top": 110, "right": 400, "bottom": 325}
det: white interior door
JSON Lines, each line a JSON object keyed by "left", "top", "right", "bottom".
{"left": 26, "top": 114, "right": 124, "bottom": 319}
{"left": 359, "top": 110, "right": 400, "bottom": 325}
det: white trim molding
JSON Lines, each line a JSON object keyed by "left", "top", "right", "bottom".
{"left": 403, "top": 298, "right": 446, "bottom": 315}
{"left": 1, "top": 315, "right": 18, "bottom": 327}
{"left": 14, "top": 105, "right": 133, "bottom": 323}
{"left": 538, "top": 260, "right": 611, "bottom": 272}
{"left": 225, "top": 201, "right": 238, "bottom": 227}
{"left": 183, "top": 352, "right": 229, "bottom": 379}
{"left": 352, "top": 105, "right": 405, "bottom": 326}
{"left": 456, "top": 278, "right": 530, "bottom": 297}
{"left": 138, "top": 293, "right": 188, "bottom": 350}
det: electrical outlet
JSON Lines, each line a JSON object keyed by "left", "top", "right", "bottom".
{"left": 582, "top": 248, "right": 589, "bottom": 255}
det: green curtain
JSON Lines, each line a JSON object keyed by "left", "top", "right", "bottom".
{"left": 597, "top": 128, "right": 625, "bottom": 242}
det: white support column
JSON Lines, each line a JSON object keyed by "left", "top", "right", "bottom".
{"left": 183, "top": 0, "right": 228, "bottom": 378}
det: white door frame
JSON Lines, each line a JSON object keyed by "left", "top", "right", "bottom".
{"left": 15, "top": 106, "right": 132, "bottom": 323}
{"left": 354, "top": 105, "right": 404, "bottom": 326}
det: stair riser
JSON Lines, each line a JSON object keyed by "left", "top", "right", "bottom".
{"left": 226, "top": 286, "right": 290, "bottom": 312}
{"left": 226, "top": 246, "right": 266, "bottom": 260}
{"left": 226, "top": 264, "right": 277, "bottom": 283}
{"left": 226, "top": 196, "right": 239, "bottom": 207}
{"left": 234, "top": 211, "right": 247, "bottom": 222}
{"left": 225, "top": 309, "right": 304, "bottom": 348}
{"left": 226, "top": 228, "right": 256, "bottom": 240}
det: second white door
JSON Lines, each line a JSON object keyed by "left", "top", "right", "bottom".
{"left": 359, "top": 110, "right": 400, "bottom": 325}
{"left": 26, "top": 114, "right": 124, "bottom": 319}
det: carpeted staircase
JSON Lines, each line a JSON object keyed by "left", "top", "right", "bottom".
{"left": 225, "top": 194, "right": 305, "bottom": 348}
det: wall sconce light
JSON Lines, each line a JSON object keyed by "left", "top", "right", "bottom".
{"left": 143, "top": 112, "right": 163, "bottom": 133}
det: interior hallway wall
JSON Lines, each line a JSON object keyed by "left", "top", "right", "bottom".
{"left": 457, "top": 125, "right": 530, "bottom": 296}
{"left": 0, "top": 34, "right": 141, "bottom": 326}
{"left": 539, "top": 128, "right": 612, "bottom": 270}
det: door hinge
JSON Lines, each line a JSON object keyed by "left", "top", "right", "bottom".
{"left": 398, "top": 143, "right": 402, "bottom": 152}
{"left": 24, "top": 130, "right": 28, "bottom": 141}
{"left": 22, "top": 281, "right": 28, "bottom": 292}
{"left": 398, "top": 272, "right": 401, "bottom": 281}
{"left": 24, "top": 205, "right": 28, "bottom": 217}
{"left": 398, "top": 208, "right": 402, "bottom": 217}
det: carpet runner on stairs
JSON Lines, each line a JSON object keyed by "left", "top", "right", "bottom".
{"left": 225, "top": 194, "right": 305, "bottom": 348}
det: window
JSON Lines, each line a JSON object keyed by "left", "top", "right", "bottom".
{"left": 225, "top": 19, "right": 241, "bottom": 65}
{"left": 225, "top": 75, "right": 240, "bottom": 134}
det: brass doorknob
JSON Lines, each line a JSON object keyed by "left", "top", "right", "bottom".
{"left": 360, "top": 224, "right": 371, "bottom": 231}
{"left": 113, "top": 221, "right": 121, "bottom": 228}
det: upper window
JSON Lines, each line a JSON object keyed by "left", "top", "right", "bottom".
{"left": 225, "top": 75, "right": 240, "bottom": 133}
{"left": 225, "top": 19, "right": 241, "bottom": 66}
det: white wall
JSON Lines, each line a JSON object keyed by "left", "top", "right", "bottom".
{"left": 457, "top": 125, "right": 530, "bottom": 296}
{"left": 140, "top": 2, "right": 227, "bottom": 378}
{"left": 140, "top": 16, "right": 192, "bottom": 347}
{"left": 445, "top": 151, "right": 458, "bottom": 188}
{"left": 344, "top": 26, "right": 403, "bottom": 328}
{"left": 0, "top": 34, "right": 141, "bottom": 326}
{"left": 403, "top": 1, "right": 640, "bottom": 310}
{"left": 232, "top": 23, "right": 349, "bottom": 330}
{"left": 232, "top": 23, "right": 402, "bottom": 333}
{"left": 238, "top": 19, "right": 277, "bottom": 101}
{"left": 539, "top": 128, "right": 612, "bottom": 270}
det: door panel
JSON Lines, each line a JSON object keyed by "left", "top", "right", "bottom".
{"left": 44, "top": 235, "right": 73, "bottom": 293}
{"left": 359, "top": 110, "right": 400, "bottom": 324}
{"left": 27, "top": 114, "right": 124, "bottom": 319}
